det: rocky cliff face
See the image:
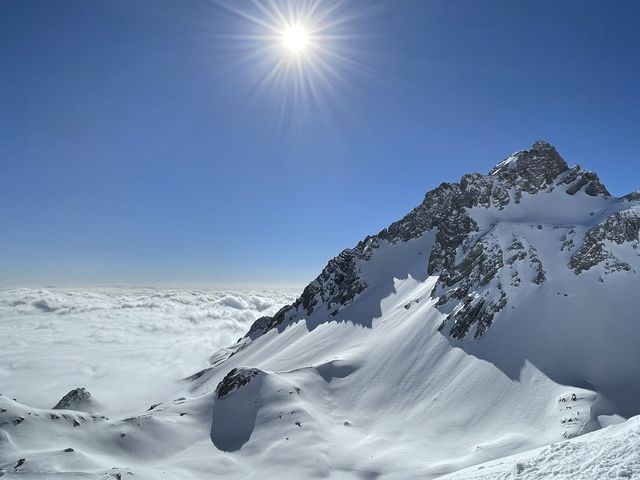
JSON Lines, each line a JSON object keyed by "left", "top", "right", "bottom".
{"left": 246, "top": 141, "right": 638, "bottom": 341}
{"left": 570, "top": 210, "right": 640, "bottom": 274}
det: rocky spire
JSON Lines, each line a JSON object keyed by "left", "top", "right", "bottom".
{"left": 489, "top": 140, "right": 610, "bottom": 198}
{"left": 489, "top": 141, "right": 569, "bottom": 192}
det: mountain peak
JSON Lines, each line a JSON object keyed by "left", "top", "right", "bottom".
{"left": 489, "top": 140, "right": 568, "bottom": 178}
{"left": 487, "top": 140, "right": 610, "bottom": 197}
{"left": 246, "top": 141, "right": 620, "bottom": 342}
{"left": 531, "top": 139, "right": 555, "bottom": 151}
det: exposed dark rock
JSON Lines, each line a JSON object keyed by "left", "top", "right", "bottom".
{"left": 53, "top": 388, "right": 94, "bottom": 411}
{"left": 216, "top": 368, "right": 262, "bottom": 399}
{"left": 529, "top": 247, "right": 547, "bottom": 284}
{"left": 298, "top": 248, "right": 367, "bottom": 315}
{"left": 14, "top": 459, "right": 25, "bottom": 471}
{"left": 623, "top": 192, "right": 640, "bottom": 202}
{"left": 560, "top": 229, "right": 577, "bottom": 251}
{"left": 247, "top": 248, "right": 367, "bottom": 338}
{"left": 570, "top": 211, "right": 640, "bottom": 274}
{"left": 561, "top": 167, "right": 611, "bottom": 197}
{"left": 489, "top": 141, "right": 569, "bottom": 197}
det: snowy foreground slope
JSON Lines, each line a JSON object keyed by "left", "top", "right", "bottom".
{"left": 1, "top": 141, "right": 639, "bottom": 479}
{"left": 441, "top": 416, "right": 640, "bottom": 479}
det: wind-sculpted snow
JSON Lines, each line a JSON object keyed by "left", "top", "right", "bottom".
{"left": 0, "top": 287, "right": 295, "bottom": 416}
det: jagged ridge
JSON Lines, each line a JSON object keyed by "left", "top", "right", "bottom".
{"left": 247, "top": 141, "right": 637, "bottom": 341}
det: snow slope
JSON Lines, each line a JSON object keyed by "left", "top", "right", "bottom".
{"left": 441, "top": 416, "right": 640, "bottom": 479}
{"left": 1, "top": 142, "right": 639, "bottom": 479}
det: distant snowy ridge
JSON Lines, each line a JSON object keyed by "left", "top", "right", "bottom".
{"left": 1, "top": 142, "right": 638, "bottom": 479}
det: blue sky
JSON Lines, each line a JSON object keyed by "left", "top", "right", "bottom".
{"left": 1, "top": 0, "right": 639, "bottom": 287}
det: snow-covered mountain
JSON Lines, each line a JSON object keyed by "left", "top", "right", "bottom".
{"left": 1, "top": 141, "right": 639, "bottom": 479}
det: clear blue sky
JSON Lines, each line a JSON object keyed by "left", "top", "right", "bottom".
{"left": 1, "top": 0, "right": 639, "bottom": 287}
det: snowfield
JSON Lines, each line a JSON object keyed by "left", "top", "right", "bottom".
{"left": 1, "top": 142, "right": 639, "bottom": 479}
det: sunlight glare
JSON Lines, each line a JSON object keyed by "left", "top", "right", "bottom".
{"left": 213, "top": 0, "right": 369, "bottom": 123}
{"left": 282, "top": 25, "right": 309, "bottom": 53}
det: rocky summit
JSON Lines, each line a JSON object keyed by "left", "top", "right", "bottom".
{"left": 247, "top": 141, "right": 638, "bottom": 341}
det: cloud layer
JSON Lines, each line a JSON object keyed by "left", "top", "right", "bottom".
{"left": 0, "top": 287, "right": 295, "bottom": 416}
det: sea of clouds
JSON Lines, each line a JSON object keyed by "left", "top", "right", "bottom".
{"left": 0, "top": 287, "right": 296, "bottom": 417}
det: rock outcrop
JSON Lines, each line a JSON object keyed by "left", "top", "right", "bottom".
{"left": 570, "top": 209, "right": 640, "bottom": 274}
{"left": 216, "top": 368, "right": 262, "bottom": 399}
{"left": 53, "top": 388, "right": 95, "bottom": 412}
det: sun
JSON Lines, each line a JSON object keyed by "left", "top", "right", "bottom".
{"left": 212, "top": 0, "right": 367, "bottom": 119}
{"left": 282, "top": 25, "right": 309, "bottom": 53}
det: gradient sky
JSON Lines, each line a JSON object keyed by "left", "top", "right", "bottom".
{"left": 1, "top": 0, "right": 639, "bottom": 287}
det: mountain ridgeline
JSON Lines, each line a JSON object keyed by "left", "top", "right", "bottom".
{"left": 247, "top": 141, "right": 639, "bottom": 341}
{"left": 3, "top": 142, "right": 639, "bottom": 479}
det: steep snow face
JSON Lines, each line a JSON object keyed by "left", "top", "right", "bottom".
{"left": 1, "top": 142, "right": 639, "bottom": 479}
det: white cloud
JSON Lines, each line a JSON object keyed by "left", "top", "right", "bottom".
{"left": 0, "top": 287, "right": 295, "bottom": 417}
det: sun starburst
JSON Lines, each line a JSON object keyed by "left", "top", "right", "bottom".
{"left": 211, "top": 0, "right": 373, "bottom": 124}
